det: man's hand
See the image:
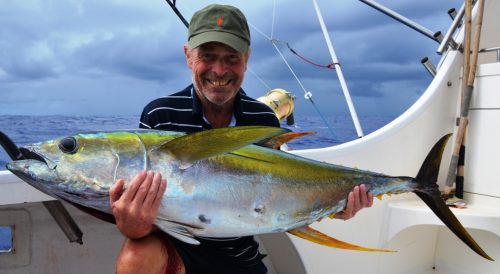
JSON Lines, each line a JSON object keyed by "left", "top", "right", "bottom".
{"left": 109, "top": 171, "right": 167, "bottom": 239}
{"left": 334, "top": 184, "right": 373, "bottom": 220}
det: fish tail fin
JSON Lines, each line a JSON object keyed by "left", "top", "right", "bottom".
{"left": 413, "top": 134, "right": 493, "bottom": 261}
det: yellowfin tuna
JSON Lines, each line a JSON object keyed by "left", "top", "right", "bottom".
{"left": 6, "top": 126, "right": 492, "bottom": 260}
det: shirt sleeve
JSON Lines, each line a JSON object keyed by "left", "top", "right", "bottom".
{"left": 139, "top": 106, "right": 153, "bottom": 129}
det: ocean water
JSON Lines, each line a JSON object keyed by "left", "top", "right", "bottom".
{"left": 0, "top": 115, "right": 394, "bottom": 170}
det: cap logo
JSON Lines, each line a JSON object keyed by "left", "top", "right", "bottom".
{"left": 217, "top": 16, "right": 224, "bottom": 26}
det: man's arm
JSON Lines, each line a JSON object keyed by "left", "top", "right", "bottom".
{"left": 109, "top": 171, "right": 167, "bottom": 239}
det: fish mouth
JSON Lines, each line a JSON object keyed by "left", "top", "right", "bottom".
{"left": 6, "top": 158, "right": 60, "bottom": 200}
{"left": 19, "top": 146, "right": 57, "bottom": 169}
{"left": 5, "top": 145, "right": 59, "bottom": 198}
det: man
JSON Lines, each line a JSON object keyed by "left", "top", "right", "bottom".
{"left": 109, "top": 4, "right": 373, "bottom": 274}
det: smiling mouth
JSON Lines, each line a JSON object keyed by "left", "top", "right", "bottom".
{"left": 207, "top": 78, "right": 231, "bottom": 87}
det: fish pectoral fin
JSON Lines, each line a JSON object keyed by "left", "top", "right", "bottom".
{"left": 287, "top": 225, "right": 395, "bottom": 253}
{"left": 154, "top": 126, "right": 289, "bottom": 165}
{"left": 154, "top": 219, "right": 200, "bottom": 245}
{"left": 260, "top": 131, "right": 316, "bottom": 149}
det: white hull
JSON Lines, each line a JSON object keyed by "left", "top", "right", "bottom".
{"left": 1, "top": 1, "right": 500, "bottom": 273}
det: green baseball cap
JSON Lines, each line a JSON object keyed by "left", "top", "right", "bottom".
{"left": 188, "top": 4, "right": 250, "bottom": 53}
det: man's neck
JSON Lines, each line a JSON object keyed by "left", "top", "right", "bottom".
{"left": 202, "top": 100, "right": 235, "bottom": 128}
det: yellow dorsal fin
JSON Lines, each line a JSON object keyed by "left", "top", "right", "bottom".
{"left": 288, "top": 225, "right": 395, "bottom": 252}
{"left": 154, "top": 126, "right": 288, "bottom": 167}
{"left": 261, "top": 131, "right": 316, "bottom": 149}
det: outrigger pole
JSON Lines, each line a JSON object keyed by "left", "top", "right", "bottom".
{"left": 312, "top": 0, "right": 364, "bottom": 138}
{"left": 164, "top": 0, "right": 189, "bottom": 28}
{"left": 359, "top": 0, "right": 438, "bottom": 42}
{"left": 360, "top": 0, "right": 462, "bottom": 52}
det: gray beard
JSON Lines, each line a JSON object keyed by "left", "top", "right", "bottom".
{"left": 192, "top": 80, "right": 236, "bottom": 107}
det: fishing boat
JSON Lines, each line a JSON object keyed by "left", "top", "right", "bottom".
{"left": 1, "top": 0, "right": 499, "bottom": 273}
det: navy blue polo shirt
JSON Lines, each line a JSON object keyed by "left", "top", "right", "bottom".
{"left": 140, "top": 85, "right": 279, "bottom": 132}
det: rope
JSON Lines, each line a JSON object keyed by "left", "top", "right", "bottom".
{"left": 285, "top": 41, "right": 337, "bottom": 69}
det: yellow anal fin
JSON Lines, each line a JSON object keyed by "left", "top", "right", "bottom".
{"left": 287, "top": 225, "right": 395, "bottom": 253}
{"left": 262, "top": 131, "right": 316, "bottom": 149}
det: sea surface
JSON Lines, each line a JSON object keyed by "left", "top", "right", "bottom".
{"left": 0, "top": 115, "right": 394, "bottom": 171}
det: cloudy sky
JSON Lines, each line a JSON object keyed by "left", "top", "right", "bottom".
{"left": 0, "top": 0, "right": 462, "bottom": 118}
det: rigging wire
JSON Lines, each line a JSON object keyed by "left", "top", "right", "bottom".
{"left": 248, "top": 67, "right": 272, "bottom": 91}
{"left": 271, "top": 0, "right": 277, "bottom": 39}
{"left": 249, "top": 22, "right": 336, "bottom": 138}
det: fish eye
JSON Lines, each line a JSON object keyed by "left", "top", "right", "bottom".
{"left": 58, "top": 137, "right": 79, "bottom": 154}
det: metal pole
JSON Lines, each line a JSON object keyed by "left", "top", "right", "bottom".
{"left": 437, "top": 3, "right": 465, "bottom": 54}
{"left": 359, "top": 0, "right": 437, "bottom": 42}
{"left": 479, "top": 46, "right": 500, "bottom": 62}
{"left": 312, "top": 0, "right": 364, "bottom": 137}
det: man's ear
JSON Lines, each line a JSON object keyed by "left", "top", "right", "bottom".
{"left": 244, "top": 48, "right": 251, "bottom": 71}
{"left": 184, "top": 44, "right": 193, "bottom": 69}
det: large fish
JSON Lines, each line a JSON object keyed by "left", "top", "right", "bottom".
{"left": 5, "top": 126, "right": 492, "bottom": 260}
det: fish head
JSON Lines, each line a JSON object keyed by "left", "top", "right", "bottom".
{"left": 6, "top": 131, "right": 148, "bottom": 210}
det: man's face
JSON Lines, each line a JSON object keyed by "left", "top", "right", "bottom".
{"left": 185, "top": 42, "right": 249, "bottom": 106}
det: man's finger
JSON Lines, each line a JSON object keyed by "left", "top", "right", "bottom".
{"left": 352, "top": 186, "right": 361, "bottom": 212}
{"left": 110, "top": 179, "right": 125, "bottom": 203}
{"left": 345, "top": 191, "right": 354, "bottom": 216}
{"left": 121, "top": 171, "right": 147, "bottom": 202}
{"left": 359, "top": 184, "right": 369, "bottom": 207}
{"left": 151, "top": 179, "right": 167, "bottom": 213}
{"left": 133, "top": 170, "right": 154, "bottom": 205}
{"left": 144, "top": 172, "right": 162, "bottom": 208}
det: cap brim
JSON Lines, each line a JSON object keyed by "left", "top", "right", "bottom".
{"left": 189, "top": 31, "right": 248, "bottom": 53}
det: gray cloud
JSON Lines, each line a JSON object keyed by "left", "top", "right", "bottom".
{"left": 0, "top": 0, "right": 463, "bottom": 117}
